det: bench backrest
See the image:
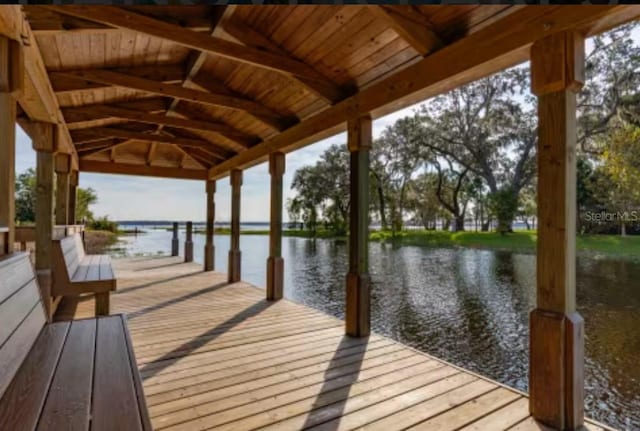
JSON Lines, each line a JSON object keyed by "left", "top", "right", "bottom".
{"left": 0, "top": 252, "right": 47, "bottom": 400}
{"left": 53, "top": 233, "right": 85, "bottom": 292}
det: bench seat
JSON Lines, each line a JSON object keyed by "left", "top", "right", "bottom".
{"left": 53, "top": 234, "right": 116, "bottom": 315}
{"left": 0, "top": 252, "right": 150, "bottom": 431}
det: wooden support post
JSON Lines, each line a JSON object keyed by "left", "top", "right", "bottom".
{"left": 346, "top": 115, "right": 372, "bottom": 337}
{"left": 529, "top": 31, "right": 585, "bottom": 431}
{"left": 228, "top": 169, "right": 242, "bottom": 283}
{"left": 67, "top": 170, "right": 78, "bottom": 225}
{"left": 204, "top": 180, "right": 216, "bottom": 272}
{"left": 266, "top": 152, "right": 285, "bottom": 300}
{"left": 55, "top": 153, "right": 71, "bottom": 226}
{"left": 0, "top": 36, "right": 22, "bottom": 256}
{"left": 171, "top": 222, "right": 179, "bottom": 256}
{"left": 32, "top": 122, "right": 58, "bottom": 321}
{"left": 184, "top": 221, "right": 193, "bottom": 262}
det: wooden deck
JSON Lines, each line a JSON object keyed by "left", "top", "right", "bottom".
{"left": 55, "top": 256, "right": 612, "bottom": 431}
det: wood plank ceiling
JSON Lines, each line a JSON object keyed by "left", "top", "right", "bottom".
{"left": 18, "top": 5, "right": 639, "bottom": 180}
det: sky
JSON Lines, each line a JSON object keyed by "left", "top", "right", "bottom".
{"left": 14, "top": 104, "right": 418, "bottom": 223}
{"left": 15, "top": 27, "right": 637, "bottom": 223}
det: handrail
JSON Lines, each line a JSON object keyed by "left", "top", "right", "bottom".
{"left": 14, "top": 224, "right": 86, "bottom": 251}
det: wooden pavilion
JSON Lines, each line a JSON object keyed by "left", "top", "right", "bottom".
{"left": 1, "top": 5, "right": 639, "bottom": 430}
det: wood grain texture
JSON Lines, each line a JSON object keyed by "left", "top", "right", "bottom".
{"left": 50, "top": 257, "right": 608, "bottom": 431}
{"left": 92, "top": 316, "right": 144, "bottom": 431}
{"left": 0, "top": 321, "right": 69, "bottom": 431}
{"left": 37, "top": 319, "right": 96, "bottom": 431}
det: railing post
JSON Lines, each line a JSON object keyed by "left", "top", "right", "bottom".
{"left": 267, "top": 152, "right": 285, "bottom": 300}
{"left": 204, "top": 180, "right": 216, "bottom": 272}
{"left": 184, "top": 221, "right": 193, "bottom": 262}
{"left": 68, "top": 170, "right": 78, "bottom": 225}
{"left": 0, "top": 36, "right": 22, "bottom": 256}
{"left": 228, "top": 169, "right": 242, "bottom": 283}
{"left": 529, "top": 31, "right": 584, "bottom": 430}
{"left": 345, "top": 114, "right": 371, "bottom": 337}
{"left": 55, "top": 153, "right": 71, "bottom": 226}
{"left": 31, "top": 122, "right": 58, "bottom": 321}
{"left": 171, "top": 222, "right": 179, "bottom": 256}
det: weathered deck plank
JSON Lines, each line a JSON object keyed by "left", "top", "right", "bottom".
{"left": 54, "top": 256, "right": 614, "bottom": 431}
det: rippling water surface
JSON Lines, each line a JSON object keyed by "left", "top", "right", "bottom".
{"left": 112, "top": 228, "right": 640, "bottom": 430}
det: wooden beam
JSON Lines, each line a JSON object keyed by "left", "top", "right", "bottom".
{"left": 63, "top": 103, "right": 255, "bottom": 146}
{"left": 346, "top": 115, "right": 371, "bottom": 338}
{"left": 266, "top": 152, "right": 285, "bottom": 301}
{"left": 54, "top": 153, "right": 71, "bottom": 225}
{"left": 71, "top": 127, "right": 230, "bottom": 159}
{"left": 0, "top": 7, "right": 77, "bottom": 167}
{"left": 32, "top": 122, "right": 56, "bottom": 320}
{"left": 204, "top": 180, "right": 215, "bottom": 272}
{"left": 0, "top": 94, "right": 16, "bottom": 253}
{"left": 46, "top": 6, "right": 339, "bottom": 88}
{"left": 208, "top": 5, "right": 640, "bottom": 179}
{"left": 529, "top": 31, "right": 585, "bottom": 431}
{"left": 222, "top": 20, "right": 345, "bottom": 104}
{"left": 68, "top": 170, "right": 78, "bottom": 224}
{"left": 50, "top": 64, "right": 184, "bottom": 94}
{"left": 53, "top": 69, "right": 286, "bottom": 130}
{"left": 368, "top": 6, "right": 443, "bottom": 56}
{"left": 228, "top": 169, "right": 242, "bottom": 283}
{"left": 79, "top": 159, "right": 207, "bottom": 180}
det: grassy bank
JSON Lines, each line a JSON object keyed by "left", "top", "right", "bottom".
{"left": 84, "top": 230, "right": 119, "bottom": 254}
{"left": 192, "top": 228, "right": 640, "bottom": 259}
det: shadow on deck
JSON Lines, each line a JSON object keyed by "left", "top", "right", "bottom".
{"left": 54, "top": 256, "right": 612, "bottom": 431}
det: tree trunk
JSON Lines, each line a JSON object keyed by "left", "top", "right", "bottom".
{"left": 377, "top": 183, "right": 387, "bottom": 229}
{"left": 481, "top": 219, "right": 491, "bottom": 232}
{"left": 454, "top": 214, "right": 465, "bottom": 232}
{"left": 621, "top": 221, "right": 627, "bottom": 237}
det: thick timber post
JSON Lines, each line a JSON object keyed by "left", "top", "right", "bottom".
{"left": 204, "top": 180, "right": 216, "bottom": 272}
{"left": 0, "top": 36, "right": 23, "bottom": 256}
{"left": 32, "top": 123, "right": 58, "bottom": 321}
{"left": 529, "top": 31, "right": 585, "bottom": 431}
{"left": 346, "top": 115, "right": 372, "bottom": 337}
{"left": 55, "top": 153, "right": 71, "bottom": 226}
{"left": 68, "top": 170, "right": 78, "bottom": 225}
{"left": 267, "top": 152, "right": 285, "bottom": 300}
{"left": 184, "top": 221, "right": 193, "bottom": 262}
{"left": 228, "top": 169, "right": 242, "bottom": 283}
{"left": 171, "top": 222, "right": 179, "bottom": 256}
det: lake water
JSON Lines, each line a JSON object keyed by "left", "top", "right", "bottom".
{"left": 111, "top": 227, "right": 640, "bottom": 430}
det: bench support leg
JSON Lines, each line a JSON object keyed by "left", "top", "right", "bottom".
{"left": 95, "top": 292, "right": 110, "bottom": 316}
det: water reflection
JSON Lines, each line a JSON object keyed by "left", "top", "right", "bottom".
{"left": 111, "top": 229, "right": 639, "bottom": 430}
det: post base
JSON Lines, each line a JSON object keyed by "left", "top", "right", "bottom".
{"left": 345, "top": 272, "right": 370, "bottom": 337}
{"left": 171, "top": 238, "right": 179, "bottom": 256}
{"left": 529, "top": 309, "right": 584, "bottom": 430}
{"left": 266, "top": 256, "right": 284, "bottom": 300}
{"left": 228, "top": 249, "right": 241, "bottom": 283}
{"left": 184, "top": 241, "right": 193, "bottom": 262}
{"left": 204, "top": 244, "right": 215, "bottom": 272}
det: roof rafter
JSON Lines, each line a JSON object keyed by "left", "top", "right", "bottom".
{"left": 79, "top": 159, "right": 208, "bottom": 180}
{"left": 52, "top": 68, "right": 288, "bottom": 131}
{"left": 368, "top": 6, "right": 443, "bottom": 56}
{"left": 62, "top": 103, "right": 256, "bottom": 148}
{"left": 222, "top": 20, "right": 347, "bottom": 104}
{"left": 44, "top": 6, "right": 338, "bottom": 91}
{"left": 50, "top": 64, "right": 184, "bottom": 95}
{"left": 71, "top": 126, "right": 231, "bottom": 159}
{"left": 208, "top": 5, "right": 640, "bottom": 179}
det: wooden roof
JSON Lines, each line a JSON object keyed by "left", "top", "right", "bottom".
{"left": 3, "top": 5, "right": 640, "bottom": 180}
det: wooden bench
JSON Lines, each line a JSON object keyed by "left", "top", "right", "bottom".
{"left": 53, "top": 233, "right": 116, "bottom": 315}
{"left": 0, "top": 252, "right": 151, "bottom": 431}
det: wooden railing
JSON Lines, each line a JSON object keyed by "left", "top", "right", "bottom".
{"left": 15, "top": 224, "right": 85, "bottom": 251}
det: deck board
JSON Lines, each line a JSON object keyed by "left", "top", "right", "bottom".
{"left": 54, "top": 256, "right": 614, "bottom": 431}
